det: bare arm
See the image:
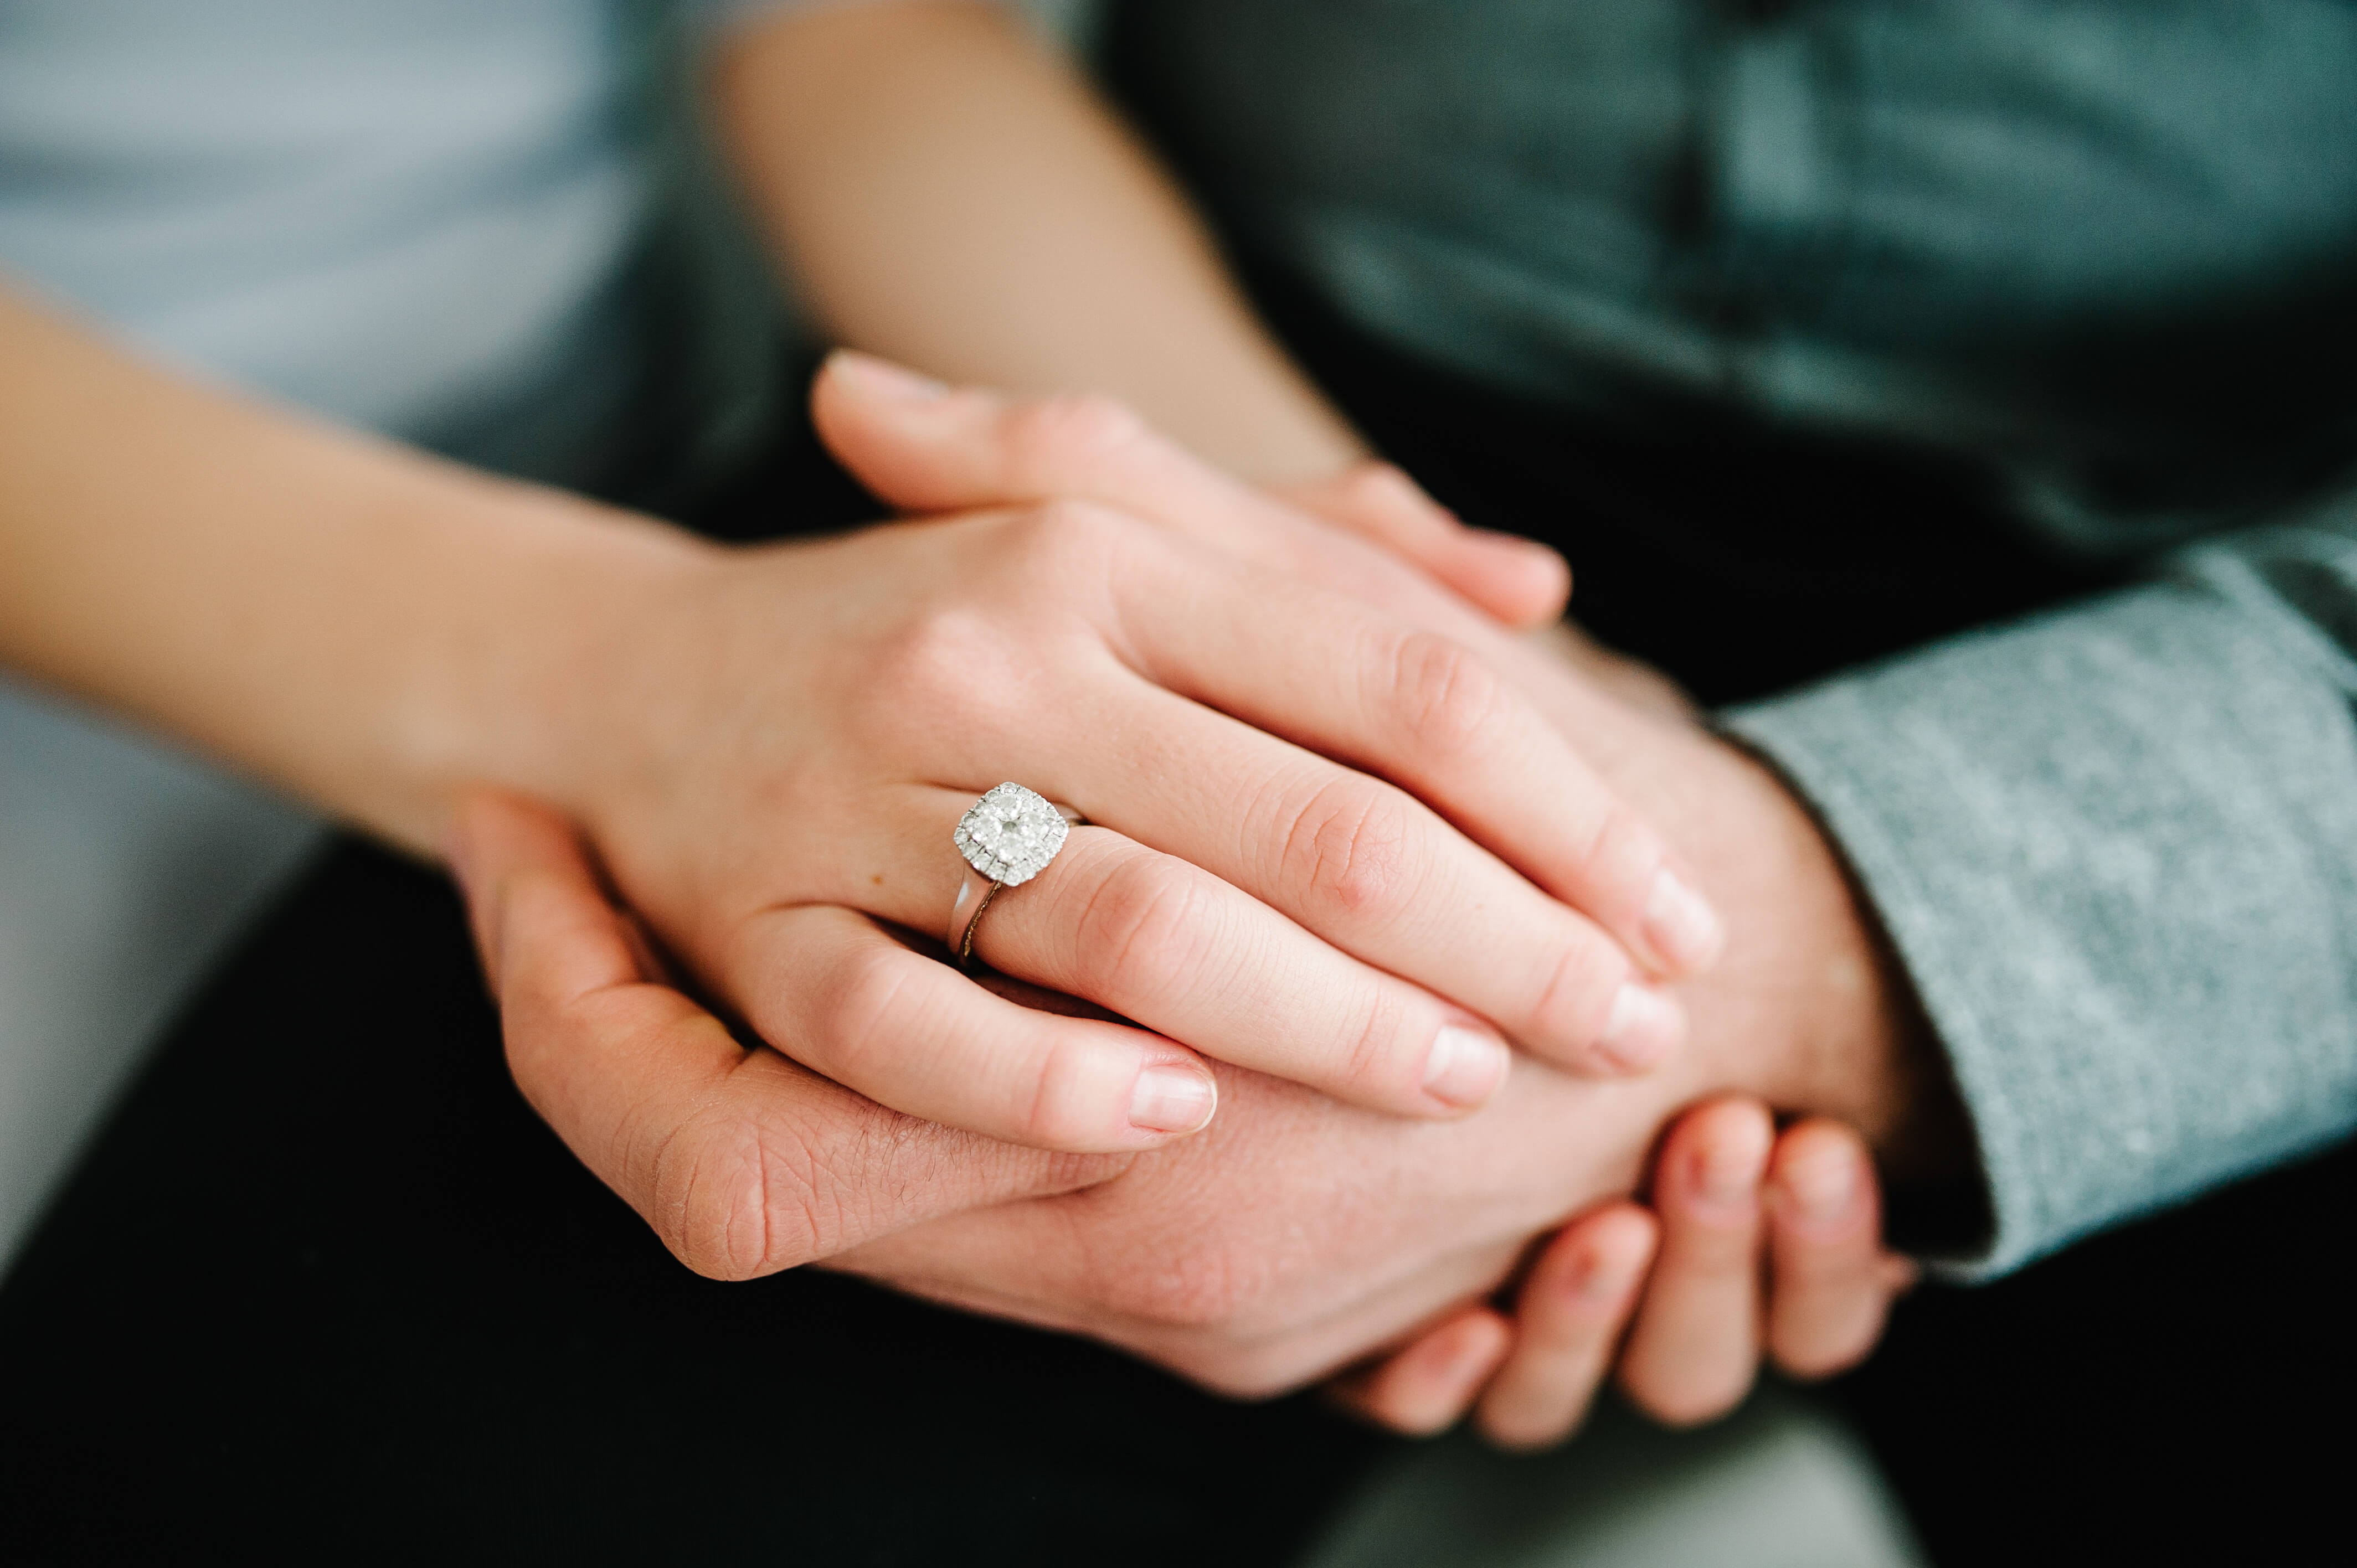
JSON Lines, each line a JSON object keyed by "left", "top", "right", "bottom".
{"left": 0, "top": 285, "right": 705, "bottom": 853}
{"left": 708, "top": 0, "right": 1364, "bottom": 482}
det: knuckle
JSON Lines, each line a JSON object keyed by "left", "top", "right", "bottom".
{"left": 1388, "top": 631, "right": 1509, "bottom": 758}
{"left": 868, "top": 606, "right": 1003, "bottom": 724}
{"left": 1275, "top": 777, "right": 1417, "bottom": 924}
{"left": 809, "top": 942, "right": 919, "bottom": 1085}
{"left": 648, "top": 1110, "right": 792, "bottom": 1281}
{"left": 1068, "top": 852, "right": 1220, "bottom": 1008}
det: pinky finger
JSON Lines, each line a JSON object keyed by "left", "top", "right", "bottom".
{"left": 729, "top": 904, "right": 1220, "bottom": 1154}
{"left": 1326, "top": 1308, "right": 1514, "bottom": 1437}
{"left": 1474, "top": 1205, "right": 1658, "bottom": 1450}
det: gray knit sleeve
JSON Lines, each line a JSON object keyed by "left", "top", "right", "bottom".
{"left": 1723, "top": 507, "right": 2357, "bottom": 1277}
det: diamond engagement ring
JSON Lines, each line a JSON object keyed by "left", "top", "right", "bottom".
{"left": 948, "top": 782, "right": 1084, "bottom": 971}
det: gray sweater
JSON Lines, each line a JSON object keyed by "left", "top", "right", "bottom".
{"left": 1126, "top": 0, "right": 2357, "bottom": 1273}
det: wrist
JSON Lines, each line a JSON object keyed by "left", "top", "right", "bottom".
{"left": 1646, "top": 733, "right": 1938, "bottom": 1157}
{"left": 391, "top": 484, "right": 718, "bottom": 853}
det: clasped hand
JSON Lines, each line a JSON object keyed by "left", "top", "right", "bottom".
{"left": 446, "top": 353, "right": 1917, "bottom": 1443}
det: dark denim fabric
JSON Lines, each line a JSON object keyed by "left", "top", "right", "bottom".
{"left": 1114, "top": 0, "right": 2357, "bottom": 1272}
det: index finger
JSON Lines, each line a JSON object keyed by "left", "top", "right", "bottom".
{"left": 446, "top": 790, "right": 1121, "bottom": 1278}
{"left": 812, "top": 354, "right": 1520, "bottom": 656}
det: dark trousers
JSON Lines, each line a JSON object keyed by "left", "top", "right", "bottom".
{"left": 4, "top": 309, "right": 2350, "bottom": 1565}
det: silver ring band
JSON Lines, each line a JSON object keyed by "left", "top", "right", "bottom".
{"left": 946, "top": 783, "right": 1084, "bottom": 972}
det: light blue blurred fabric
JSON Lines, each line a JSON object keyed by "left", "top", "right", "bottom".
{"left": 1127, "top": 0, "right": 2357, "bottom": 1273}
{"left": 0, "top": 0, "right": 835, "bottom": 1267}
{"left": 0, "top": 0, "right": 836, "bottom": 483}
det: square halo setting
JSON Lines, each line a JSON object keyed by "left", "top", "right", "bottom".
{"left": 953, "top": 782, "right": 1071, "bottom": 887}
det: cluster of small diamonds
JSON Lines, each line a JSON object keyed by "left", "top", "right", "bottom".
{"left": 953, "top": 782, "right": 1069, "bottom": 887}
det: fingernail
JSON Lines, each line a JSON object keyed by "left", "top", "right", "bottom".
{"left": 1565, "top": 1245, "right": 1635, "bottom": 1303}
{"left": 1129, "top": 1064, "right": 1217, "bottom": 1134}
{"left": 1434, "top": 1329, "right": 1493, "bottom": 1381}
{"left": 826, "top": 350, "right": 949, "bottom": 403}
{"left": 1597, "top": 982, "right": 1681, "bottom": 1071}
{"left": 1780, "top": 1144, "right": 1857, "bottom": 1221}
{"left": 1422, "top": 1024, "right": 1510, "bottom": 1109}
{"left": 1696, "top": 1122, "right": 1771, "bottom": 1208}
{"left": 1644, "top": 868, "right": 1726, "bottom": 973}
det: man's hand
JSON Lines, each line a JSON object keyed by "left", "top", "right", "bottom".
{"left": 450, "top": 709, "right": 1928, "bottom": 1397}
{"left": 444, "top": 788, "right": 1122, "bottom": 1277}
{"left": 449, "top": 359, "right": 1951, "bottom": 1397}
{"left": 1329, "top": 1102, "right": 1915, "bottom": 1447}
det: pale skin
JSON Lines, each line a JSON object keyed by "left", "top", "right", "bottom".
{"left": 770, "top": 373, "right": 1951, "bottom": 1411}
{"left": 444, "top": 363, "right": 1939, "bottom": 1425}
{"left": 0, "top": 0, "right": 1925, "bottom": 1444}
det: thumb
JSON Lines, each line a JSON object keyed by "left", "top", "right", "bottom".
{"left": 450, "top": 787, "right": 1124, "bottom": 1278}
{"left": 812, "top": 350, "right": 1564, "bottom": 634}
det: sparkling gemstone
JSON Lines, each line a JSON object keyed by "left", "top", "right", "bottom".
{"left": 954, "top": 782, "right": 1070, "bottom": 886}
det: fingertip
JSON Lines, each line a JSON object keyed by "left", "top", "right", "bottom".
{"left": 1337, "top": 1309, "right": 1516, "bottom": 1438}
{"left": 1464, "top": 530, "right": 1573, "bottom": 627}
{"left": 1476, "top": 1211, "right": 1655, "bottom": 1452}
{"left": 815, "top": 348, "right": 949, "bottom": 408}
{"left": 1665, "top": 1097, "right": 1774, "bottom": 1215}
{"left": 1127, "top": 1059, "right": 1218, "bottom": 1135}
{"left": 1569, "top": 1203, "right": 1661, "bottom": 1291}
{"left": 1623, "top": 1363, "right": 1758, "bottom": 1430}
{"left": 1383, "top": 1311, "right": 1514, "bottom": 1436}
{"left": 1527, "top": 1201, "right": 1657, "bottom": 1319}
{"left": 1418, "top": 1022, "right": 1512, "bottom": 1112}
{"left": 1641, "top": 865, "right": 1728, "bottom": 976}
{"left": 1768, "top": 1118, "right": 1873, "bottom": 1235}
{"left": 1592, "top": 981, "right": 1685, "bottom": 1075}
{"left": 809, "top": 352, "right": 1001, "bottom": 513}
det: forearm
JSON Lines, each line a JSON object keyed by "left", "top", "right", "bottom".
{"left": 708, "top": 0, "right": 1361, "bottom": 482}
{"left": 0, "top": 285, "right": 710, "bottom": 853}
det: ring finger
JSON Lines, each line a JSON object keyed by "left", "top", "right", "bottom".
{"left": 825, "top": 782, "right": 1521, "bottom": 1121}
{"left": 930, "top": 668, "right": 1683, "bottom": 1078}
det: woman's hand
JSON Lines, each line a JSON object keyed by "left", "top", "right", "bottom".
{"left": 1327, "top": 1099, "right": 1916, "bottom": 1446}
{"left": 550, "top": 500, "right": 1690, "bottom": 1153}
{"left": 481, "top": 369, "right": 1730, "bottom": 1164}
